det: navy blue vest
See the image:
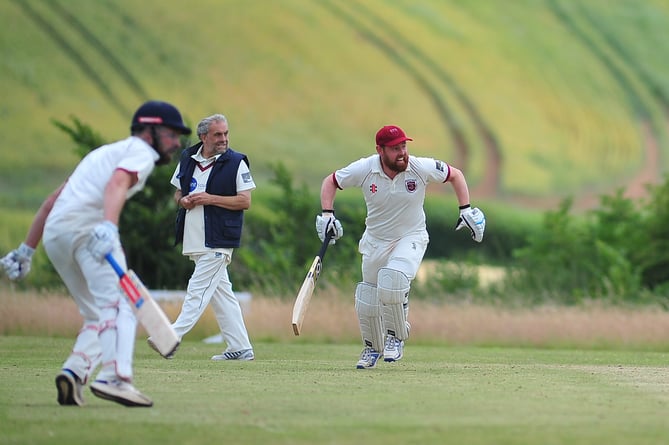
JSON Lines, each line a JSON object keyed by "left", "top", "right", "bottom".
{"left": 174, "top": 142, "right": 250, "bottom": 248}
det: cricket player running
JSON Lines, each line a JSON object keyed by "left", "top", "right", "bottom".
{"left": 0, "top": 101, "right": 191, "bottom": 406}
{"left": 317, "top": 125, "right": 485, "bottom": 369}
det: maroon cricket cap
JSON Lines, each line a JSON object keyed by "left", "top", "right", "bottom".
{"left": 375, "top": 125, "right": 413, "bottom": 146}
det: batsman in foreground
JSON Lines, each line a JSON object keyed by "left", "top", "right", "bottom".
{"left": 317, "top": 125, "right": 485, "bottom": 369}
{"left": 0, "top": 101, "right": 191, "bottom": 406}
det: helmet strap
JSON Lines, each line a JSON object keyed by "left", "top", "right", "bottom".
{"left": 150, "top": 126, "right": 170, "bottom": 165}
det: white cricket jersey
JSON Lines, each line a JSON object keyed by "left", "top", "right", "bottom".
{"left": 170, "top": 148, "right": 256, "bottom": 255}
{"left": 334, "top": 154, "right": 450, "bottom": 241}
{"left": 45, "top": 136, "right": 158, "bottom": 233}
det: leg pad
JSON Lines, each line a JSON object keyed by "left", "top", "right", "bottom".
{"left": 377, "top": 268, "right": 410, "bottom": 340}
{"left": 355, "top": 282, "right": 384, "bottom": 352}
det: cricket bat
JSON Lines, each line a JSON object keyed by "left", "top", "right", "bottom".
{"left": 105, "top": 253, "right": 180, "bottom": 359}
{"left": 292, "top": 231, "right": 333, "bottom": 336}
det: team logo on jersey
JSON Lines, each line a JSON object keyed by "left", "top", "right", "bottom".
{"left": 242, "top": 172, "right": 253, "bottom": 183}
{"left": 405, "top": 179, "right": 417, "bottom": 193}
{"left": 435, "top": 160, "right": 445, "bottom": 172}
{"left": 369, "top": 183, "right": 378, "bottom": 193}
{"left": 189, "top": 177, "right": 197, "bottom": 192}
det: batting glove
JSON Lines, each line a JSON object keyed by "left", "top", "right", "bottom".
{"left": 315, "top": 211, "right": 343, "bottom": 245}
{"left": 0, "top": 243, "right": 35, "bottom": 280}
{"left": 87, "top": 221, "right": 120, "bottom": 262}
{"left": 455, "top": 205, "right": 486, "bottom": 243}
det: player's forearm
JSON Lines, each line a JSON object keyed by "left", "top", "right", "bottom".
{"left": 320, "top": 175, "right": 338, "bottom": 210}
{"left": 447, "top": 167, "right": 471, "bottom": 207}
{"left": 24, "top": 181, "right": 66, "bottom": 248}
{"left": 174, "top": 189, "right": 183, "bottom": 205}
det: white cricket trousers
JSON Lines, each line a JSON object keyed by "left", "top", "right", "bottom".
{"left": 358, "top": 230, "right": 429, "bottom": 284}
{"left": 172, "top": 250, "right": 252, "bottom": 352}
{"left": 43, "top": 229, "right": 136, "bottom": 383}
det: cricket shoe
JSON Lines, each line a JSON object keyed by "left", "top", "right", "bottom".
{"left": 356, "top": 346, "right": 381, "bottom": 369}
{"left": 90, "top": 379, "right": 153, "bottom": 407}
{"left": 147, "top": 337, "right": 177, "bottom": 359}
{"left": 383, "top": 335, "right": 404, "bottom": 362}
{"left": 211, "top": 349, "right": 255, "bottom": 361}
{"left": 55, "top": 369, "right": 85, "bottom": 406}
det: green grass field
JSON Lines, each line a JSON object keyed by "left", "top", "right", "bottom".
{"left": 2, "top": 336, "right": 668, "bottom": 445}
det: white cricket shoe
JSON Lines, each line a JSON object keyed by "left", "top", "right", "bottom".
{"left": 90, "top": 379, "right": 153, "bottom": 407}
{"left": 211, "top": 349, "right": 255, "bottom": 361}
{"left": 356, "top": 346, "right": 381, "bottom": 369}
{"left": 383, "top": 335, "right": 404, "bottom": 362}
{"left": 55, "top": 369, "right": 85, "bottom": 406}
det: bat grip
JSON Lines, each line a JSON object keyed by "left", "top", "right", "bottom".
{"left": 105, "top": 253, "right": 125, "bottom": 278}
{"left": 318, "top": 230, "right": 334, "bottom": 259}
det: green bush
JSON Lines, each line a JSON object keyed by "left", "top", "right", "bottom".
{"left": 425, "top": 198, "right": 536, "bottom": 263}
{"left": 504, "top": 180, "right": 669, "bottom": 305}
{"left": 17, "top": 118, "right": 669, "bottom": 307}
{"left": 232, "top": 162, "right": 363, "bottom": 295}
{"left": 412, "top": 261, "right": 481, "bottom": 302}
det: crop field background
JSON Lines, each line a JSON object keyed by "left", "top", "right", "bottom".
{"left": 2, "top": 0, "right": 669, "bottom": 216}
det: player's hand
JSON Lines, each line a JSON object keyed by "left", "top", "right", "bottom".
{"left": 86, "top": 221, "right": 119, "bottom": 262}
{"left": 315, "top": 212, "right": 343, "bottom": 245}
{"left": 455, "top": 205, "right": 485, "bottom": 243}
{"left": 0, "top": 243, "right": 35, "bottom": 280}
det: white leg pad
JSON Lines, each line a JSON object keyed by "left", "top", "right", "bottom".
{"left": 97, "top": 300, "right": 136, "bottom": 382}
{"left": 377, "top": 268, "right": 410, "bottom": 340}
{"left": 354, "top": 282, "right": 384, "bottom": 352}
{"left": 115, "top": 300, "right": 137, "bottom": 381}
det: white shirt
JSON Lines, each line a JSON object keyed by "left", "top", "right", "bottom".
{"left": 334, "top": 154, "right": 450, "bottom": 241}
{"left": 170, "top": 148, "right": 256, "bottom": 255}
{"left": 45, "top": 136, "right": 158, "bottom": 233}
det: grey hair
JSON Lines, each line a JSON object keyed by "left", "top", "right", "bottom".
{"left": 197, "top": 114, "right": 228, "bottom": 137}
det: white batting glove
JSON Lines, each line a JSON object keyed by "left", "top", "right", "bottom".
{"left": 455, "top": 205, "right": 485, "bottom": 243}
{"left": 86, "top": 221, "right": 119, "bottom": 262}
{"left": 315, "top": 211, "right": 343, "bottom": 245}
{"left": 0, "top": 243, "right": 35, "bottom": 280}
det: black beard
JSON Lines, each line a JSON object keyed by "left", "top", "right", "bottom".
{"left": 155, "top": 152, "right": 172, "bottom": 165}
{"left": 150, "top": 126, "right": 172, "bottom": 165}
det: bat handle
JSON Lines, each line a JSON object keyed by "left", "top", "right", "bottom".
{"left": 319, "top": 230, "right": 334, "bottom": 259}
{"left": 105, "top": 253, "right": 125, "bottom": 278}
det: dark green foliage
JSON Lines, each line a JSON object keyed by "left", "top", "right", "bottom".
{"left": 28, "top": 120, "right": 669, "bottom": 305}
{"left": 412, "top": 261, "right": 480, "bottom": 302}
{"left": 509, "top": 198, "right": 626, "bottom": 303}
{"left": 505, "top": 182, "right": 669, "bottom": 304}
{"left": 118, "top": 156, "right": 193, "bottom": 289}
{"left": 232, "top": 162, "right": 363, "bottom": 295}
{"left": 51, "top": 116, "right": 106, "bottom": 159}
{"left": 424, "top": 198, "right": 532, "bottom": 263}
{"left": 636, "top": 179, "right": 669, "bottom": 291}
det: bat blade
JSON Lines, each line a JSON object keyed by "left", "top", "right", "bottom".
{"left": 291, "top": 256, "right": 322, "bottom": 335}
{"left": 126, "top": 270, "right": 180, "bottom": 358}
{"left": 291, "top": 232, "right": 333, "bottom": 336}
{"left": 106, "top": 254, "right": 179, "bottom": 358}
